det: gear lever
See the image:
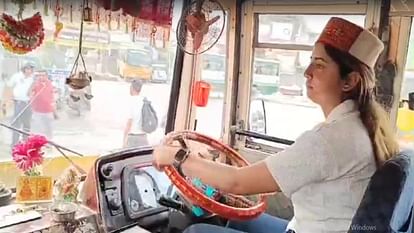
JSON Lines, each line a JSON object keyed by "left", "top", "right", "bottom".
{"left": 158, "top": 195, "right": 189, "bottom": 214}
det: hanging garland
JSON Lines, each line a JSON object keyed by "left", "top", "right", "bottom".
{"left": 0, "top": 12, "right": 44, "bottom": 54}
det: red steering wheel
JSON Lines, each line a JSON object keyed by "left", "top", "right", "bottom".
{"left": 163, "top": 131, "right": 267, "bottom": 220}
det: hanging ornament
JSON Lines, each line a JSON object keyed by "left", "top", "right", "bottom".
{"left": 150, "top": 25, "right": 157, "bottom": 47}
{"left": 116, "top": 12, "right": 121, "bottom": 30}
{"left": 0, "top": 12, "right": 45, "bottom": 54}
{"left": 33, "top": 0, "right": 36, "bottom": 9}
{"left": 83, "top": 0, "right": 93, "bottom": 22}
{"left": 132, "top": 17, "right": 137, "bottom": 42}
{"left": 11, "top": 0, "right": 36, "bottom": 20}
{"left": 43, "top": 0, "right": 48, "bottom": 16}
{"left": 16, "top": 0, "right": 25, "bottom": 20}
{"left": 53, "top": 0, "right": 63, "bottom": 40}
{"left": 69, "top": 4, "right": 73, "bottom": 23}
{"left": 3, "top": 0, "right": 6, "bottom": 11}
{"left": 107, "top": 11, "right": 111, "bottom": 30}
{"left": 163, "top": 27, "right": 170, "bottom": 48}
{"left": 53, "top": 0, "right": 63, "bottom": 19}
{"left": 95, "top": 5, "right": 100, "bottom": 32}
{"left": 67, "top": 0, "right": 92, "bottom": 91}
{"left": 54, "top": 21, "right": 63, "bottom": 39}
{"left": 124, "top": 16, "right": 128, "bottom": 33}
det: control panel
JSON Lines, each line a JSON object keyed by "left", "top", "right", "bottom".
{"left": 95, "top": 147, "right": 171, "bottom": 232}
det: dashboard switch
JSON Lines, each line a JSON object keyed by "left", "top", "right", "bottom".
{"left": 102, "top": 164, "right": 114, "bottom": 179}
{"left": 106, "top": 189, "right": 122, "bottom": 213}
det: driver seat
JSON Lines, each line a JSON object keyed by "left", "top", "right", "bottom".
{"left": 348, "top": 149, "right": 414, "bottom": 233}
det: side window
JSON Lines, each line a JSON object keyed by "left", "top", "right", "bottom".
{"left": 398, "top": 19, "right": 414, "bottom": 148}
{"left": 249, "top": 15, "right": 365, "bottom": 143}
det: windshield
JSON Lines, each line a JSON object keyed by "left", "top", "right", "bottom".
{"left": 0, "top": 1, "right": 182, "bottom": 189}
{"left": 126, "top": 50, "right": 153, "bottom": 66}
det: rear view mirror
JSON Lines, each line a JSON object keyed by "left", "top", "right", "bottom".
{"left": 249, "top": 98, "right": 267, "bottom": 134}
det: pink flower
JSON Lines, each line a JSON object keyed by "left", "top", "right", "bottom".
{"left": 12, "top": 135, "right": 47, "bottom": 172}
{"left": 26, "top": 135, "right": 48, "bottom": 148}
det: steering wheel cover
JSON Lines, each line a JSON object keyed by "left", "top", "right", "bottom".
{"left": 163, "top": 131, "right": 267, "bottom": 220}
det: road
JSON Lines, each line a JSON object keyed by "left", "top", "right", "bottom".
{"left": 0, "top": 80, "right": 324, "bottom": 161}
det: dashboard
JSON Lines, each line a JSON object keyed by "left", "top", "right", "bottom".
{"left": 121, "top": 165, "right": 171, "bottom": 219}
{"left": 95, "top": 147, "right": 173, "bottom": 232}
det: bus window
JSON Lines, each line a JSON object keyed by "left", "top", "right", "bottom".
{"left": 398, "top": 19, "right": 414, "bottom": 148}
{"left": 249, "top": 14, "right": 365, "bottom": 142}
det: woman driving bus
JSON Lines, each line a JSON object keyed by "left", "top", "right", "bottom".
{"left": 153, "top": 17, "right": 400, "bottom": 233}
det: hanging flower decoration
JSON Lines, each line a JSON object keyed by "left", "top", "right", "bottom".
{"left": 0, "top": 12, "right": 45, "bottom": 54}
{"left": 12, "top": 135, "right": 48, "bottom": 176}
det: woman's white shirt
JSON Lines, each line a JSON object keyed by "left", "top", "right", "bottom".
{"left": 265, "top": 100, "right": 376, "bottom": 233}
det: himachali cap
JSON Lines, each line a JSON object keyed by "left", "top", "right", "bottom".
{"left": 316, "top": 17, "right": 384, "bottom": 69}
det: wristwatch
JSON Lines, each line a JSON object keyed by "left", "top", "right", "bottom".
{"left": 173, "top": 148, "right": 190, "bottom": 176}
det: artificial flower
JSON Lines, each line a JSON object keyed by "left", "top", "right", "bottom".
{"left": 12, "top": 135, "right": 47, "bottom": 173}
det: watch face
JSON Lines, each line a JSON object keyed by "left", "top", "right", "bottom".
{"left": 175, "top": 149, "right": 187, "bottom": 162}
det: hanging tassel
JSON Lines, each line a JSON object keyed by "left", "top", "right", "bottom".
{"left": 17, "top": 0, "right": 25, "bottom": 20}
{"left": 107, "top": 11, "right": 111, "bottom": 30}
{"left": 132, "top": 30, "right": 136, "bottom": 42}
{"left": 136, "top": 20, "right": 142, "bottom": 42}
{"left": 44, "top": 0, "right": 48, "bottom": 16}
{"left": 54, "top": 0, "right": 62, "bottom": 18}
{"left": 117, "top": 13, "right": 121, "bottom": 30}
{"left": 70, "top": 4, "right": 73, "bottom": 23}
{"left": 125, "top": 17, "right": 128, "bottom": 33}
{"left": 163, "top": 27, "right": 170, "bottom": 48}
{"left": 132, "top": 17, "right": 137, "bottom": 42}
{"left": 96, "top": 5, "right": 100, "bottom": 32}
{"left": 33, "top": 0, "right": 36, "bottom": 9}
{"left": 150, "top": 25, "right": 157, "bottom": 47}
{"left": 53, "top": 0, "right": 63, "bottom": 40}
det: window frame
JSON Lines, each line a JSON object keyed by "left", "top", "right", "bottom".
{"left": 174, "top": 1, "right": 239, "bottom": 145}
{"left": 233, "top": 0, "right": 382, "bottom": 160}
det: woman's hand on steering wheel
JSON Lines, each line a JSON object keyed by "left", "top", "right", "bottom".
{"left": 154, "top": 131, "right": 268, "bottom": 220}
{"left": 153, "top": 132, "right": 204, "bottom": 171}
{"left": 152, "top": 144, "right": 180, "bottom": 171}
